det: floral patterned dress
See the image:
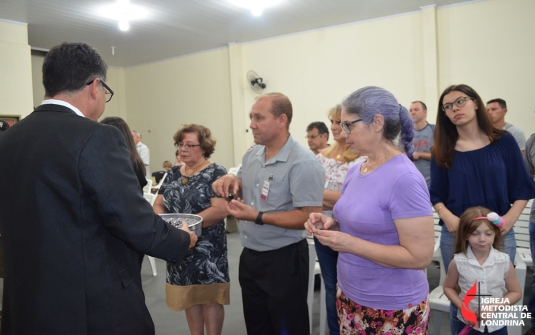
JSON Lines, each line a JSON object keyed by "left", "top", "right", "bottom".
{"left": 317, "top": 153, "right": 365, "bottom": 217}
{"left": 159, "top": 163, "right": 230, "bottom": 311}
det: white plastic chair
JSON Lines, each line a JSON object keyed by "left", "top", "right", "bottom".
{"left": 306, "top": 238, "right": 327, "bottom": 335}
{"left": 142, "top": 192, "right": 157, "bottom": 276}
{"left": 143, "top": 179, "right": 153, "bottom": 194}
{"left": 143, "top": 192, "right": 157, "bottom": 206}
{"left": 515, "top": 199, "right": 533, "bottom": 269}
{"left": 151, "top": 172, "right": 167, "bottom": 193}
{"left": 228, "top": 165, "right": 241, "bottom": 176}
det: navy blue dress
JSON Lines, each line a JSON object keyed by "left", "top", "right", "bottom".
{"left": 159, "top": 163, "right": 230, "bottom": 310}
{"left": 430, "top": 132, "right": 535, "bottom": 220}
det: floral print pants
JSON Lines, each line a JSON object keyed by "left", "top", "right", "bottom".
{"left": 336, "top": 287, "right": 429, "bottom": 335}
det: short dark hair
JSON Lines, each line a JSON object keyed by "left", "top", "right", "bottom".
{"left": 306, "top": 121, "right": 329, "bottom": 140}
{"left": 43, "top": 42, "right": 107, "bottom": 97}
{"left": 411, "top": 101, "right": 427, "bottom": 111}
{"left": 173, "top": 124, "right": 217, "bottom": 159}
{"left": 486, "top": 98, "right": 507, "bottom": 109}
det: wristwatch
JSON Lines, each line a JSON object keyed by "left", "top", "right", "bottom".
{"left": 255, "top": 211, "right": 264, "bottom": 225}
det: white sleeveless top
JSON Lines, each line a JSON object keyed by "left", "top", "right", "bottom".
{"left": 454, "top": 246, "right": 510, "bottom": 332}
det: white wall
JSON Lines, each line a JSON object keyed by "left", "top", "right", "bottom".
{"left": 0, "top": 20, "right": 33, "bottom": 119}
{"left": 437, "top": 0, "right": 535, "bottom": 137}
{"left": 124, "top": 48, "right": 234, "bottom": 173}
{"left": 31, "top": 52, "right": 45, "bottom": 107}
{"left": 240, "top": 11, "right": 425, "bottom": 150}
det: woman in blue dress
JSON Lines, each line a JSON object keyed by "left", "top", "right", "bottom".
{"left": 154, "top": 124, "right": 229, "bottom": 335}
{"left": 430, "top": 84, "right": 535, "bottom": 334}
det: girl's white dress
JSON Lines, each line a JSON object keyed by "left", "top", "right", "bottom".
{"left": 454, "top": 246, "right": 511, "bottom": 333}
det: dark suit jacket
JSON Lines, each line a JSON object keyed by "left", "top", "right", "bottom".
{"left": 0, "top": 104, "right": 190, "bottom": 335}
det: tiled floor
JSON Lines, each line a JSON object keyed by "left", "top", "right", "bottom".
{"left": 141, "top": 231, "right": 535, "bottom": 335}
{"left": 0, "top": 230, "right": 532, "bottom": 334}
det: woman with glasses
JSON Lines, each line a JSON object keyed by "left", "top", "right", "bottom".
{"left": 430, "top": 84, "right": 535, "bottom": 334}
{"left": 153, "top": 124, "right": 229, "bottom": 335}
{"left": 305, "top": 86, "right": 434, "bottom": 334}
{"left": 314, "top": 104, "right": 364, "bottom": 335}
{"left": 174, "top": 149, "right": 184, "bottom": 166}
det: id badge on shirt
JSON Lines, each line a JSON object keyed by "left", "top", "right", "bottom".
{"left": 261, "top": 173, "right": 273, "bottom": 200}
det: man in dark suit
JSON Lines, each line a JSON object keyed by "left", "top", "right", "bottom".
{"left": 0, "top": 119, "right": 9, "bottom": 281}
{"left": 0, "top": 42, "right": 197, "bottom": 335}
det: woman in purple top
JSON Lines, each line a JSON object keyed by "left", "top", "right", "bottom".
{"left": 305, "top": 86, "right": 434, "bottom": 335}
{"left": 430, "top": 84, "right": 535, "bottom": 334}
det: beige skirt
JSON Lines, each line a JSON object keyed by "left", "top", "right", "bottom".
{"left": 166, "top": 282, "right": 230, "bottom": 311}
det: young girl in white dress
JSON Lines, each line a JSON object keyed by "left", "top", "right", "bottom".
{"left": 443, "top": 206, "right": 522, "bottom": 335}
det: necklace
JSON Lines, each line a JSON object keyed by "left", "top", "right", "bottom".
{"left": 362, "top": 154, "right": 390, "bottom": 173}
{"left": 181, "top": 161, "right": 207, "bottom": 185}
{"left": 362, "top": 162, "right": 374, "bottom": 173}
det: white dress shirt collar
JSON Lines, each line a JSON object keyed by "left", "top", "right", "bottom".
{"left": 41, "top": 99, "right": 85, "bottom": 118}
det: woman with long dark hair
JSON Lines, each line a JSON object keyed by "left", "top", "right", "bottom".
{"left": 430, "top": 84, "right": 535, "bottom": 334}
{"left": 100, "top": 117, "right": 147, "bottom": 192}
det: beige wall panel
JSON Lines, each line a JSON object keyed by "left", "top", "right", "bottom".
{"left": 124, "top": 49, "right": 233, "bottom": 173}
{"left": 103, "top": 67, "right": 128, "bottom": 120}
{"left": 437, "top": 0, "right": 535, "bottom": 136}
{"left": 0, "top": 20, "right": 27, "bottom": 45}
{"left": 31, "top": 53, "right": 45, "bottom": 107}
{"left": 241, "top": 13, "right": 425, "bottom": 149}
{"left": 0, "top": 22, "right": 33, "bottom": 119}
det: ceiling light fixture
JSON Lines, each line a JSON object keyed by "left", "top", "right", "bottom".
{"left": 98, "top": 0, "right": 148, "bottom": 32}
{"left": 229, "top": 0, "right": 282, "bottom": 17}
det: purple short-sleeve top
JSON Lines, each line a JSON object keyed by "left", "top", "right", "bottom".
{"left": 333, "top": 154, "right": 432, "bottom": 310}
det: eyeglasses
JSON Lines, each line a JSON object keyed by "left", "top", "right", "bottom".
{"left": 341, "top": 119, "right": 363, "bottom": 134}
{"left": 175, "top": 143, "right": 201, "bottom": 150}
{"left": 442, "top": 96, "right": 473, "bottom": 112}
{"left": 86, "top": 78, "right": 114, "bottom": 103}
{"left": 305, "top": 134, "right": 324, "bottom": 140}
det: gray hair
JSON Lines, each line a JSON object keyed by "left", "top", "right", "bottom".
{"left": 342, "top": 86, "right": 414, "bottom": 157}
{"left": 131, "top": 130, "right": 141, "bottom": 138}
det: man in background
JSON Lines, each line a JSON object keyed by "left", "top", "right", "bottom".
{"left": 213, "top": 93, "right": 324, "bottom": 335}
{"left": 410, "top": 101, "right": 434, "bottom": 188}
{"left": 306, "top": 121, "right": 329, "bottom": 155}
{"left": 0, "top": 42, "right": 196, "bottom": 335}
{"left": 487, "top": 98, "right": 526, "bottom": 154}
{"left": 132, "top": 129, "right": 151, "bottom": 177}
